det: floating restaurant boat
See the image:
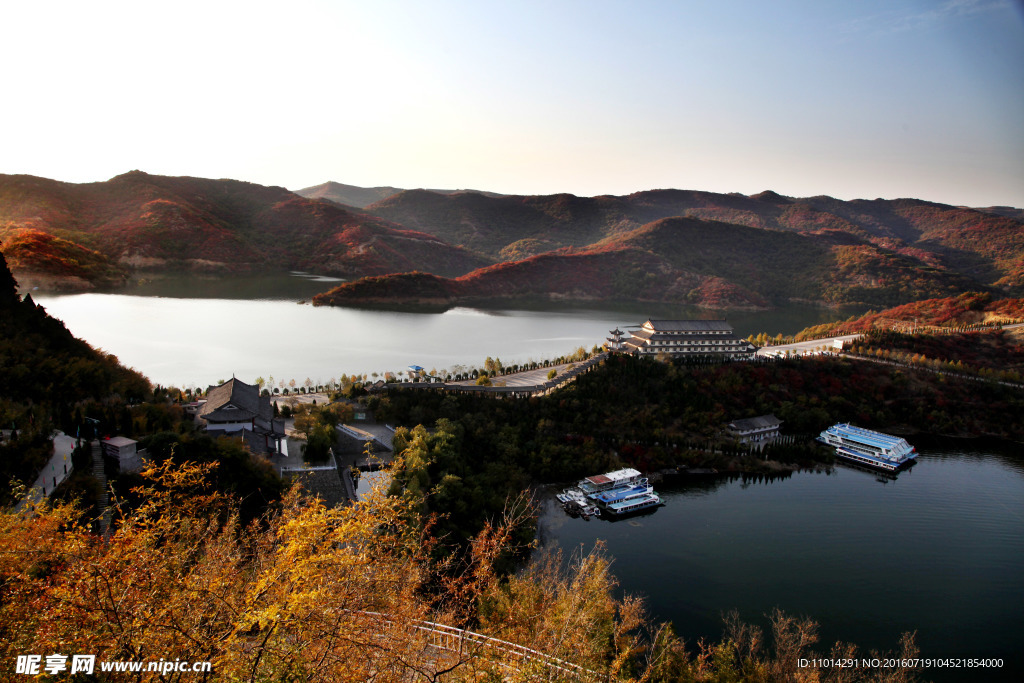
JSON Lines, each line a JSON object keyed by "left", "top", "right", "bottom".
{"left": 589, "top": 482, "right": 654, "bottom": 506}
{"left": 558, "top": 468, "right": 663, "bottom": 519}
{"left": 577, "top": 468, "right": 644, "bottom": 495}
{"left": 817, "top": 423, "right": 917, "bottom": 472}
{"left": 602, "top": 492, "right": 663, "bottom": 516}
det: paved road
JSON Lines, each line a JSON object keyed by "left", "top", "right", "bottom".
{"left": 449, "top": 362, "right": 577, "bottom": 387}
{"left": 15, "top": 431, "right": 76, "bottom": 511}
{"left": 755, "top": 334, "right": 862, "bottom": 358}
{"left": 755, "top": 322, "right": 1024, "bottom": 359}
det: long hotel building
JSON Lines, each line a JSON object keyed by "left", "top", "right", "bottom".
{"left": 616, "top": 319, "right": 756, "bottom": 359}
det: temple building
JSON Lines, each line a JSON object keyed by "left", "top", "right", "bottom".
{"left": 196, "top": 378, "right": 285, "bottom": 455}
{"left": 618, "top": 319, "right": 756, "bottom": 359}
{"left": 605, "top": 327, "right": 626, "bottom": 351}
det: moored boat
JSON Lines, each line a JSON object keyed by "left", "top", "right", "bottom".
{"left": 577, "top": 468, "right": 643, "bottom": 495}
{"left": 603, "top": 492, "right": 662, "bottom": 516}
{"left": 817, "top": 423, "right": 917, "bottom": 472}
{"left": 561, "top": 467, "right": 664, "bottom": 519}
{"left": 590, "top": 482, "right": 654, "bottom": 506}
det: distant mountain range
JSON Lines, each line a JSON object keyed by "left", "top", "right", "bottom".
{"left": 316, "top": 186, "right": 1024, "bottom": 309}
{"left": 296, "top": 181, "right": 505, "bottom": 209}
{"left": 0, "top": 172, "right": 489, "bottom": 291}
{"left": 2, "top": 172, "right": 1021, "bottom": 310}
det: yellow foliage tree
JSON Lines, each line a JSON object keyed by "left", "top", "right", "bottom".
{"left": 1, "top": 460, "right": 923, "bottom": 682}
{"left": 1, "top": 461, "right": 473, "bottom": 681}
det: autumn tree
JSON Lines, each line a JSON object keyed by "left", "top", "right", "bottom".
{"left": 1, "top": 462, "right": 488, "bottom": 682}
{"left": 1, "top": 459, "right": 925, "bottom": 682}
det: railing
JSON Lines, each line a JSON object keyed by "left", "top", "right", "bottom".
{"left": 347, "top": 610, "right": 598, "bottom": 680}
{"left": 386, "top": 353, "right": 609, "bottom": 398}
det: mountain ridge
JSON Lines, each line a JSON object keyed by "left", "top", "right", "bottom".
{"left": 0, "top": 172, "right": 492, "bottom": 290}
{"left": 313, "top": 215, "right": 986, "bottom": 310}
{"left": 3, "top": 173, "right": 1022, "bottom": 307}
{"left": 295, "top": 180, "right": 506, "bottom": 209}
{"left": 362, "top": 186, "right": 1024, "bottom": 293}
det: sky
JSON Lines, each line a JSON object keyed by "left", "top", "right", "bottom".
{"left": 2, "top": 0, "right": 1022, "bottom": 207}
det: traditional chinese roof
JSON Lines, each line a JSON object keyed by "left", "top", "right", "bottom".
{"left": 643, "top": 319, "right": 733, "bottom": 332}
{"left": 285, "top": 469, "right": 348, "bottom": 507}
{"left": 197, "top": 378, "right": 271, "bottom": 423}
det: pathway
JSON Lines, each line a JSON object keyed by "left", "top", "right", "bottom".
{"left": 14, "top": 431, "right": 76, "bottom": 512}
{"left": 755, "top": 334, "right": 862, "bottom": 357}
{"left": 391, "top": 354, "right": 608, "bottom": 397}
{"left": 90, "top": 441, "right": 112, "bottom": 535}
{"left": 840, "top": 352, "right": 1024, "bottom": 390}
{"left": 343, "top": 610, "right": 597, "bottom": 681}
{"left": 448, "top": 362, "right": 576, "bottom": 388}
{"left": 755, "top": 322, "right": 1024, "bottom": 359}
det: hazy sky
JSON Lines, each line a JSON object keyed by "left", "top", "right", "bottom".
{"left": 2, "top": 0, "right": 1022, "bottom": 207}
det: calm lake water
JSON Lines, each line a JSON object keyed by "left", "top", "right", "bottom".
{"left": 34, "top": 272, "right": 854, "bottom": 388}
{"left": 32, "top": 274, "right": 1022, "bottom": 680}
{"left": 541, "top": 441, "right": 1024, "bottom": 682}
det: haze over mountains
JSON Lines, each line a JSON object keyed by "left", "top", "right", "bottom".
{"left": 297, "top": 181, "right": 506, "bottom": 210}
{"left": 2, "top": 171, "right": 1022, "bottom": 310}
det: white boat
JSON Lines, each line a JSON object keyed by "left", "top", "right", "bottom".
{"left": 561, "top": 468, "right": 663, "bottom": 519}
{"left": 557, "top": 488, "right": 589, "bottom": 506}
{"left": 577, "top": 468, "right": 643, "bottom": 495}
{"left": 603, "top": 492, "right": 662, "bottom": 516}
{"left": 590, "top": 482, "right": 654, "bottom": 506}
{"left": 817, "top": 423, "right": 917, "bottom": 472}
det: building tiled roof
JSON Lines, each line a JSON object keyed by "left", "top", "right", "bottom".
{"left": 645, "top": 319, "right": 733, "bottom": 332}
{"left": 729, "top": 415, "right": 783, "bottom": 431}
{"left": 286, "top": 469, "right": 349, "bottom": 507}
{"left": 627, "top": 330, "right": 745, "bottom": 342}
{"left": 198, "top": 378, "right": 271, "bottom": 423}
{"left": 207, "top": 426, "right": 279, "bottom": 455}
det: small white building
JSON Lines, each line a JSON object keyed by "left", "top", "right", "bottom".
{"left": 102, "top": 436, "right": 142, "bottom": 472}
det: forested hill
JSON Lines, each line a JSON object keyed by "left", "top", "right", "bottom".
{"left": 0, "top": 252, "right": 149, "bottom": 404}
{"left": 794, "top": 292, "right": 1024, "bottom": 340}
{"left": 314, "top": 216, "right": 986, "bottom": 310}
{"left": 296, "top": 181, "right": 404, "bottom": 209}
{"left": 0, "top": 252, "right": 150, "bottom": 501}
{"left": 365, "top": 188, "right": 1024, "bottom": 295}
{"left": 0, "top": 172, "right": 491, "bottom": 291}
{"left": 6, "top": 172, "right": 1022, "bottom": 307}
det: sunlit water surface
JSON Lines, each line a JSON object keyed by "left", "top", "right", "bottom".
{"left": 34, "top": 272, "right": 853, "bottom": 388}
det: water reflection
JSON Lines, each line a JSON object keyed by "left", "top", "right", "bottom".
{"left": 539, "top": 447, "right": 1024, "bottom": 680}
{"left": 37, "top": 274, "right": 864, "bottom": 388}
{"left": 832, "top": 461, "right": 902, "bottom": 484}
{"left": 114, "top": 271, "right": 344, "bottom": 300}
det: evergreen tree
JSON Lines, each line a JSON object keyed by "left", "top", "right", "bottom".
{"left": 0, "top": 252, "right": 19, "bottom": 306}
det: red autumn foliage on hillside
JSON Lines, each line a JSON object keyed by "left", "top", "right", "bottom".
{"left": 795, "top": 292, "right": 1024, "bottom": 340}
{"left": 0, "top": 172, "right": 490, "bottom": 289}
